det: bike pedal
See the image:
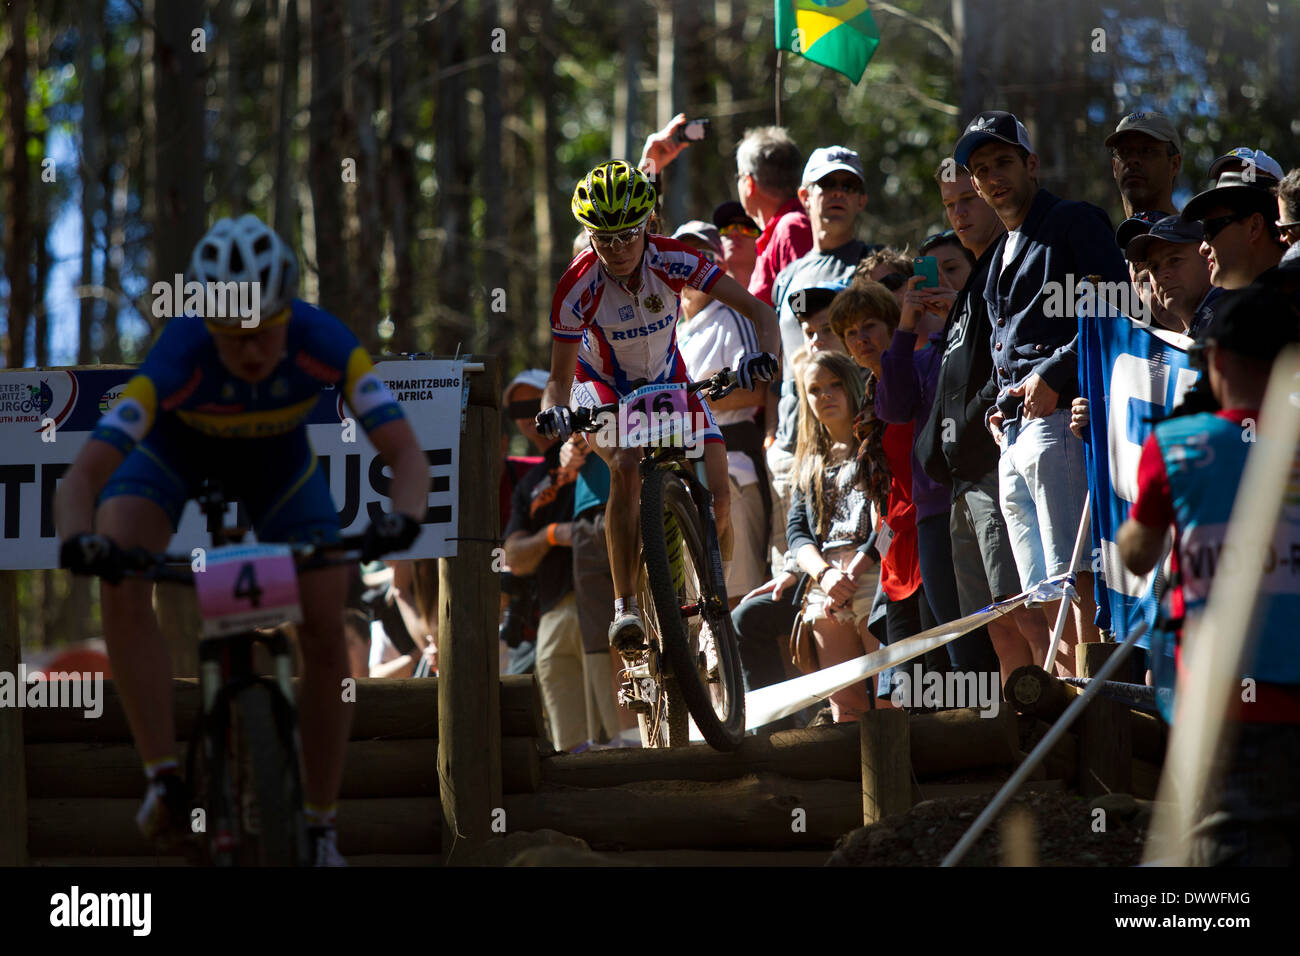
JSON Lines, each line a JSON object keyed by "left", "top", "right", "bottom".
{"left": 618, "top": 687, "right": 651, "bottom": 713}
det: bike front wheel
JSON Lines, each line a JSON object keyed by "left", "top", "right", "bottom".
{"left": 639, "top": 466, "right": 746, "bottom": 750}
{"left": 235, "top": 682, "right": 311, "bottom": 866}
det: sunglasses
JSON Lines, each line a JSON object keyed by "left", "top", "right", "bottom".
{"left": 1110, "top": 143, "right": 1176, "bottom": 163}
{"left": 814, "top": 176, "right": 864, "bottom": 194}
{"left": 878, "top": 272, "right": 909, "bottom": 291}
{"left": 719, "top": 222, "right": 759, "bottom": 239}
{"left": 1201, "top": 211, "right": 1253, "bottom": 242}
{"left": 588, "top": 223, "right": 646, "bottom": 249}
{"left": 919, "top": 229, "right": 958, "bottom": 253}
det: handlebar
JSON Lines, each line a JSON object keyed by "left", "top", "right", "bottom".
{"left": 116, "top": 534, "right": 372, "bottom": 585}
{"left": 570, "top": 367, "right": 739, "bottom": 433}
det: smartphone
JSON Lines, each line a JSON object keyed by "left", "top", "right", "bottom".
{"left": 672, "top": 118, "right": 712, "bottom": 143}
{"left": 913, "top": 255, "right": 939, "bottom": 289}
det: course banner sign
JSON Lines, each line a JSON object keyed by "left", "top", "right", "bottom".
{"left": 0, "top": 360, "right": 465, "bottom": 570}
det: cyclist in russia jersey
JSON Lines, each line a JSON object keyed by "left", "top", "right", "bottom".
{"left": 551, "top": 235, "right": 722, "bottom": 393}
{"left": 94, "top": 299, "right": 403, "bottom": 450}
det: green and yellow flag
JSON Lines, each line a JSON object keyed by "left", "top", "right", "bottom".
{"left": 774, "top": 0, "right": 880, "bottom": 84}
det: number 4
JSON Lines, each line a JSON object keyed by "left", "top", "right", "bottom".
{"left": 234, "top": 562, "right": 264, "bottom": 608}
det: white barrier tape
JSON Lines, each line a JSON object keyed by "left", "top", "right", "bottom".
{"left": 687, "top": 573, "right": 1075, "bottom": 741}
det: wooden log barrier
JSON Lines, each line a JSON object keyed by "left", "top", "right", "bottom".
{"left": 860, "top": 709, "right": 911, "bottom": 824}
{"left": 543, "top": 708, "right": 1019, "bottom": 790}
{"left": 909, "top": 706, "right": 1020, "bottom": 776}
{"left": 504, "top": 773, "right": 862, "bottom": 850}
{"left": 22, "top": 675, "right": 543, "bottom": 742}
{"left": 26, "top": 735, "right": 541, "bottom": 799}
{"left": 1004, "top": 665, "right": 1166, "bottom": 762}
{"left": 27, "top": 797, "right": 441, "bottom": 858}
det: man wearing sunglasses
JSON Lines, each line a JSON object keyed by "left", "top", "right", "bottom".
{"left": 1182, "top": 168, "right": 1286, "bottom": 294}
{"left": 538, "top": 161, "right": 779, "bottom": 653}
{"left": 1276, "top": 168, "right": 1300, "bottom": 261}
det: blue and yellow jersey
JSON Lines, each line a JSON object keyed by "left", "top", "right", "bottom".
{"left": 91, "top": 299, "right": 404, "bottom": 453}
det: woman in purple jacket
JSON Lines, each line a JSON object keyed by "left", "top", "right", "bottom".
{"left": 874, "top": 234, "right": 1000, "bottom": 678}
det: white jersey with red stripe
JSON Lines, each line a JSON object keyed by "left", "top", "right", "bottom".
{"left": 550, "top": 235, "right": 723, "bottom": 394}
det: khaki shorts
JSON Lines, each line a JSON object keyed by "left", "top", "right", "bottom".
{"left": 726, "top": 477, "right": 768, "bottom": 600}
{"left": 802, "top": 548, "right": 880, "bottom": 628}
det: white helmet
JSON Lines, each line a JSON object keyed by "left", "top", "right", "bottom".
{"left": 186, "top": 214, "right": 299, "bottom": 325}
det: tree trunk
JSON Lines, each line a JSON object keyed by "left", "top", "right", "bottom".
{"left": 152, "top": 0, "right": 207, "bottom": 286}
{"left": 479, "top": 0, "right": 505, "bottom": 355}
{"left": 386, "top": 0, "right": 417, "bottom": 353}
{"left": 431, "top": 0, "right": 472, "bottom": 355}
{"left": 100, "top": 13, "right": 122, "bottom": 366}
{"left": 309, "top": 0, "right": 352, "bottom": 315}
{"left": 272, "top": 0, "right": 300, "bottom": 243}
{"left": 529, "top": 0, "right": 559, "bottom": 354}
{"left": 348, "top": 0, "right": 381, "bottom": 349}
{"left": 5, "top": 0, "right": 33, "bottom": 367}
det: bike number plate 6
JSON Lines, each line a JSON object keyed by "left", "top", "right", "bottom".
{"left": 619, "top": 382, "right": 691, "bottom": 447}
{"left": 194, "top": 544, "right": 303, "bottom": 637}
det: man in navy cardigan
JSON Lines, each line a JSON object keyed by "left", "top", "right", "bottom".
{"left": 954, "top": 110, "right": 1130, "bottom": 674}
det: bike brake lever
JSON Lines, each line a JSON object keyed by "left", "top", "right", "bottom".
{"left": 708, "top": 382, "right": 738, "bottom": 401}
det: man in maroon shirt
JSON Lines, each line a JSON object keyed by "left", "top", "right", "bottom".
{"left": 734, "top": 126, "right": 814, "bottom": 306}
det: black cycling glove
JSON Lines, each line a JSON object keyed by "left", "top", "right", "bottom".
{"left": 60, "top": 534, "right": 126, "bottom": 585}
{"left": 362, "top": 513, "right": 421, "bottom": 562}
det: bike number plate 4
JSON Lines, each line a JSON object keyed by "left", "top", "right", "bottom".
{"left": 194, "top": 544, "right": 303, "bottom": 637}
{"left": 619, "top": 382, "right": 691, "bottom": 447}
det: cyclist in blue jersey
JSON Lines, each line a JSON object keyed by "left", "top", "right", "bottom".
{"left": 54, "top": 215, "right": 431, "bottom": 866}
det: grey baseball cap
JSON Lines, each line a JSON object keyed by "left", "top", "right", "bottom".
{"left": 1125, "top": 215, "right": 1204, "bottom": 262}
{"left": 1105, "top": 111, "right": 1182, "bottom": 155}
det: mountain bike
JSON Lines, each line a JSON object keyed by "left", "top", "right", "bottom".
{"left": 117, "top": 480, "right": 368, "bottom": 866}
{"left": 571, "top": 369, "right": 746, "bottom": 751}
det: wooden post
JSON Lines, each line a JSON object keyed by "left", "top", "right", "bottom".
{"left": 1076, "top": 641, "right": 1133, "bottom": 796}
{"left": 860, "top": 709, "right": 911, "bottom": 825}
{"left": 437, "top": 356, "right": 502, "bottom": 863}
{"left": 0, "top": 571, "right": 27, "bottom": 864}
{"left": 1077, "top": 641, "right": 1133, "bottom": 683}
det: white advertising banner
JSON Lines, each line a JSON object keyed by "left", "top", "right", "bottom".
{"left": 0, "top": 360, "right": 465, "bottom": 569}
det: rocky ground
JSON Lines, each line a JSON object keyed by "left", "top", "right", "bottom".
{"left": 828, "top": 789, "right": 1151, "bottom": 867}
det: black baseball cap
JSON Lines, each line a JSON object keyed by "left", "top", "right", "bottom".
{"left": 1115, "top": 211, "right": 1170, "bottom": 252}
{"left": 953, "top": 111, "right": 1033, "bottom": 169}
{"left": 712, "top": 200, "right": 758, "bottom": 233}
{"left": 1201, "top": 285, "right": 1300, "bottom": 361}
{"left": 788, "top": 282, "right": 847, "bottom": 318}
{"left": 1182, "top": 169, "right": 1280, "bottom": 223}
{"left": 1125, "top": 215, "right": 1204, "bottom": 263}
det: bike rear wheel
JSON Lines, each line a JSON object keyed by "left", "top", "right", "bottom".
{"left": 634, "top": 568, "right": 690, "bottom": 747}
{"left": 639, "top": 466, "right": 746, "bottom": 750}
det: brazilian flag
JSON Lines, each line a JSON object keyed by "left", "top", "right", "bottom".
{"left": 774, "top": 0, "right": 880, "bottom": 84}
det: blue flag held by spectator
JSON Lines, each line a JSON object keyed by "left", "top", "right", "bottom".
{"left": 1076, "top": 280, "right": 1201, "bottom": 648}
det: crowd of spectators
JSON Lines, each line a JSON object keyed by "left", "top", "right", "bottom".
{"left": 458, "top": 108, "right": 1300, "bottom": 864}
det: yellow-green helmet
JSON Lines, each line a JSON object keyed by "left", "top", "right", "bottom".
{"left": 571, "top": 160, "right": 657, "bottom": 232}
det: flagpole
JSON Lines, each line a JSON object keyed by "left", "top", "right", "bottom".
{"left": 774, "top": 50, "right": 783, "bottom": 126}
